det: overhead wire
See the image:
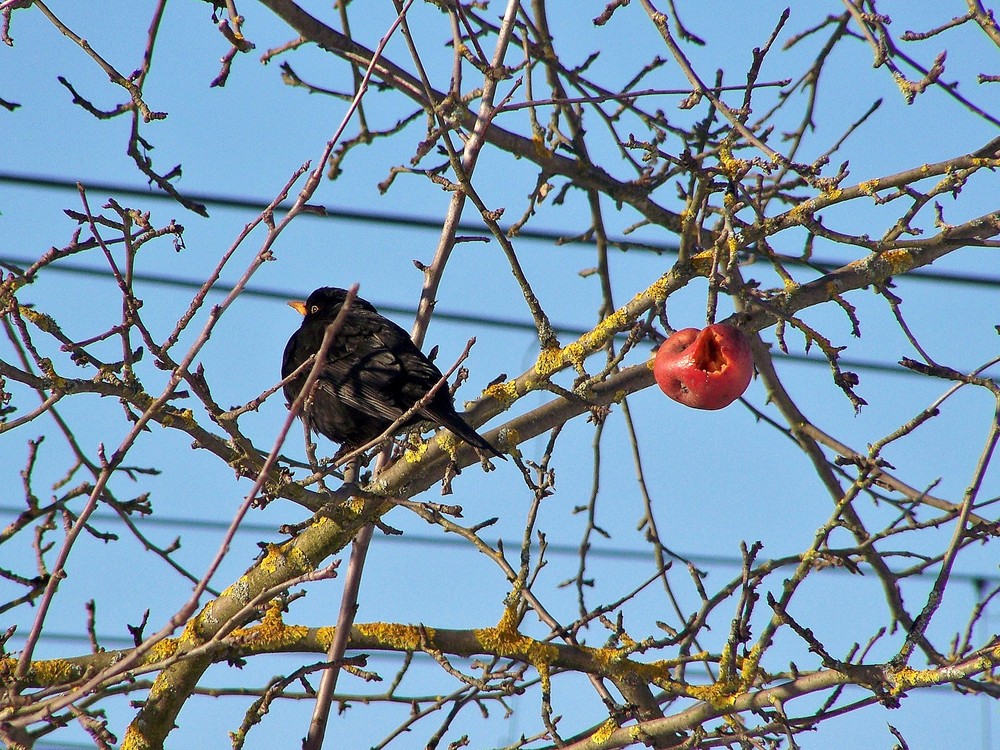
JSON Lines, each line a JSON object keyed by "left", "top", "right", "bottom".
{"left": 0, "top": 252, "right": 990, "bottom": 381}
{"left": 0, "top": 505, "right": 994, "bottom": 585}
{"left": 3, "top": 170, "right": 997, "bottom": 371}
{"left": 2, "top": 171, "right": 999, "bottom": 289}
{"left": 3, "top": 501, "right": 994, "bottom": 690}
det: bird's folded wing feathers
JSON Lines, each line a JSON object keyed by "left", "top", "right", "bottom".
{"left": 316, "top": 353, "right": 410, "bottom": 423}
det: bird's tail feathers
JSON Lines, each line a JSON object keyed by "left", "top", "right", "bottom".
{"left": 448, "top": 419, "right": 506, "bottom": 460}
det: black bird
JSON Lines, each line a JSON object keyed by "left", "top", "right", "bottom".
{"left": 282, "top": 286, "right": 503, "bottom": 460}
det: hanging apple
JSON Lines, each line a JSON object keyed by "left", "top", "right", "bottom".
{"left": 653, "top": 324, "right": 753, "bottom": 409}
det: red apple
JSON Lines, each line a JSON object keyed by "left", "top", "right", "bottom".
{"left": 653, "top": 324, "right": 753, "bottom": 410}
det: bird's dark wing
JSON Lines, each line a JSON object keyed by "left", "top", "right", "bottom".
{"left": 318, "top": 311, "right": 443, "bottom": 424}
{"left": 313, "top": 356, "right": 407, "bottom": 423}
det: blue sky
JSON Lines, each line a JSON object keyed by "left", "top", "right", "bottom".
{"left": 2, "top": 2, "right": 998, "bottom": 749}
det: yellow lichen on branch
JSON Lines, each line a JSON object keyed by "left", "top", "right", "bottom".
{"left": 482, "top": 378, "right": 521, "bottom": 409}
{"left": 228, "top": 602, "right": 309, "bottom": 652}
{"left": 878, "top": 248, "right": 913, "bottom": 275}
{"left": 689, "top": 249, "right": 716, "bottom": 276}
{"left": 474, "top": 604, "right": 559, "bottom": 692}
{"left": 0, "top": 655, "right": 81, "bottom": 688}
{"left": 356, "top": 622, "right": 434, "bottom": 651}
{"left": 887, "top": 665, "right": 946, "bottom": 695}
{"left": 685, "top": 681, "right": 738, "bottom": 709}
{"left": 403, "top": 440, "right": 428, "bottom": 463}
{"left": 592, "top": 717, "right": 619, "bottom": 744}
{"left": 434, "top": 430, "right": 461, "bottom": 460}
{"left": 257, "top": 542, "right": 311, "bottom": 578}
{"left": 532, "top": 301, "right": 633, "bottom": 378}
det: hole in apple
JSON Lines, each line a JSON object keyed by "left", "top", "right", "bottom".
{"left": 693, "top": 330, "right": 727, "bottom": 374}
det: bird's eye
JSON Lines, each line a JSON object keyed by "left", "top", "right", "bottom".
{"left": 310, "top": 305, "right": 320, "bottom": 314}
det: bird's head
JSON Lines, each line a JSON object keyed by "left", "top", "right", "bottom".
{"left": 287, "top": 287, "right": 352, "bottom": 319}
{"left": 287, "top": 287, "right": 377, "bottom": 320}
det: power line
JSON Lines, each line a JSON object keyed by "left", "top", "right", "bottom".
{"left": 0, "top": 171, "right": 656, "bottom": 251}
{"left": 2, "top": 171, "right": 999, "bottom": 290}
{"left": 0, "top": 505, "right": 994, "bottom": 585}
{"left": 0, "top": 504, "right": 735, "bottom": 568}
{"left": 1, "top": 504, "right": 993, "bottom": 739}
{"left": 0, "top": 254, "right": 978, "bottom": 381}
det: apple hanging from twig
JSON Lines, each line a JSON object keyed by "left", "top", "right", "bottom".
{"left": 653, "top": 324, "right": 753, "bottom": 410}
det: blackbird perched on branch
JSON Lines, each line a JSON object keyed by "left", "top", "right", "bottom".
{"left": 282, "top": 286, "right": 504, "bottom": 460}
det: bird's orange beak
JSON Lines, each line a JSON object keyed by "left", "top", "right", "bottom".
{"left": 288, "top": 300, "right": 308, "bottom": 316}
